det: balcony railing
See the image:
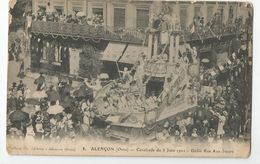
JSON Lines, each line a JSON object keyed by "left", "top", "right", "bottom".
{"left": 31, "top": 21, "right": 240, "bottom": 46}
{"left": 31, "top": 21, "right": 146, "bottom": 44}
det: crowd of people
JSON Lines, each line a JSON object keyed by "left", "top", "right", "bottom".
{"left": 6, "top": 42, "right": 251, "bottom": 144}
{"left": 30, "top": 8, "right": 104, "bottom": 27}
{"left": 6, "top": 52, "right": 189, "bottom": 142}
{"left": 7, "top": 4, "right": 251, "bottom": 144}
{"left": 7, "top": 72, "right": 100, "bottom": 141}
{"left": 141, "top": 52, "right": 250, "bottom": 144}
{"left": 153, "top": 77, "right": 249, "bottom": 143}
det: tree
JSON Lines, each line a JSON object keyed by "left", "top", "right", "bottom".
{"left": 79, "top": 44, "right": 103, "bottom": 78}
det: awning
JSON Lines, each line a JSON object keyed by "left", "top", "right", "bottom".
{"left": 101, "top": 42, "right": 126, "bottom": 62}
{"left": 119, "top": 45, "right": 148, "bottom": 64}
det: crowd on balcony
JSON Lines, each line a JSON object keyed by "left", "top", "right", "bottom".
{"left": 31, "top": 9, "right": 104, "bottom": 27}
{"left": 27, "top": 9, "right": 145, "bottom": 43}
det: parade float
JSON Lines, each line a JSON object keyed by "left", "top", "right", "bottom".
{"left": 93, "top": 14, "right": 200, "bottom": 142}
{"left": 92, "top": 7, "right": 243, "bottom": 142}
{"left": 26, "top": 1, "right": 244, "bottom": 142}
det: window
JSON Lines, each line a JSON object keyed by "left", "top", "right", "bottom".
{"left": 136, "top": 8, "right": 149, "bottom": 29}
{"left": 54, "top": 6, "right": 64, "bottom": 15}
{"left": 207, "top": 6, "right": 214, "bottom": 22}
{"left": 92, "top": 8, "right": 104, "bottom": 23}
{"left": 93, "top": 8, "right": 103, "bottom": 17}
{"left": 42, "top": 41, "right": 61, "bottom": 63}
{"left": 180, "top": 7, "right": 187, "bottom": 29}
{"left": 114, "top": 8, "right": 125, "bottom": 29}
{"left": 194, "top": 6, "right": 201, "bottom": 17}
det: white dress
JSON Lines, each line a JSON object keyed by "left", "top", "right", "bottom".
{"left": 217, "top": 115, "right": 226, "bottom": 136}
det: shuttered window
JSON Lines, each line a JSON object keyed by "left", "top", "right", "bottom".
{"left": 136, "top": 8, "right": 149, "bottom": 29}
{"left": 114, "top": 8, "right": 125, "bottom": 29}
{"left": 180, "top": 7, "right": 187, "bottom": 29}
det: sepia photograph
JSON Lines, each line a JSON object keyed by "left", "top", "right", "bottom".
{"left": 6, "top": 0, "right": 253, "bottom": 157}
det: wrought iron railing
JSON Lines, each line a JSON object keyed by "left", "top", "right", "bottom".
{"left": 31, "top": 21, "right": 146, "bottom": 44}
{"left": 31, "top": 21, "right": 239, "bottom": 46}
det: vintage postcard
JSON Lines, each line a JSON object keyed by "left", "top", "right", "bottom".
{"left": 7, "top": 0, "right": 253, "bottom": 157}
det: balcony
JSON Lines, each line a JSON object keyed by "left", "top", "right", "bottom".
{"left": 31, "top": 21, "right": 146, "bottom": 44}
{"left": 180, "top": 21, "right": 241, "bottom": 44}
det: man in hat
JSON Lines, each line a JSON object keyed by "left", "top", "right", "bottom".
{"left": 16, "top": 90, "right": 25, "bottom": 111}
{"left": 46, "top": 85, "right": 60, "bottom": 106}
{"left": 73, "top": 82, "right": 88, "bottom": 101}
{"left": 17, "top": 80, "right": 25, "bottom": 95}
{"left": 34, "top": 72, "right": 45, "bottom": 91}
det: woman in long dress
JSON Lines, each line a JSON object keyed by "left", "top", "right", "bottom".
{"left": 210, "top": 110, "right": 227, "bottom": 138}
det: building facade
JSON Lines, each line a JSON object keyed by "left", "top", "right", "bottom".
{"left": 28, "top": 0, "right": 252, "bottom": 81}
{"left": 31, "top": 0, "right": 250, "bottom": 31}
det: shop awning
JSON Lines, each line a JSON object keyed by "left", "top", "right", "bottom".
{"left": 119, "top": 45, "right": 148, "bottom": 64}
{"left": 101, "top": 42, "right": 126, "bottom": 62}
